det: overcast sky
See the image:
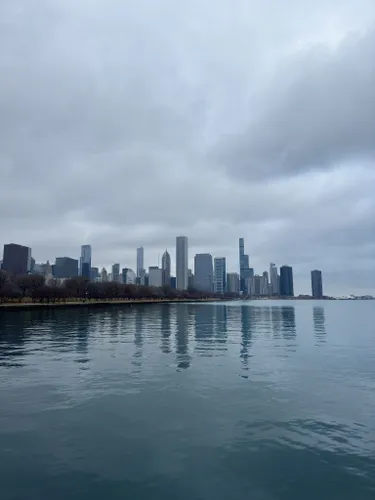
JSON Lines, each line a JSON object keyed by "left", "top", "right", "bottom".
{"left": 1, "top": 0, "right": 374, "bottom": 296}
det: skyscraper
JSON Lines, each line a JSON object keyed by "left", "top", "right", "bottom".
{"left": 55, "top": 257, "right": 79, "bottom": 278}
{"left": 214, "top": 257, "right": 226, "bottom": 294}
{"left": 261, "top": 271, "right": 269, "bottom": 296}
{"left": 188, "top": 269, "right": 194, "bottom": 289}
{"left": 136, "top": 247, "right": 144, "bottom": 278}
{"left": 80, "top": 245, "right": 91, "bottom": 279}
{"left": 280, "top": 265, "right": 294, "bottom": 297}
{"left": 239, "top": 238, "right": 251, "bottom": 293}
{"left": 227, "top": 272, "right": 240, "bottom": 294}
{"left": 176, "top": 236, "right": 188, "bottom": 290}
{"left": 122, "top": 268, "right": 136, "bottom": 284}
{"left": 148, "top": 266, "right": 163, "bottom": 287}
{"left": 162, "top": 249, "right": 171, "bottom": 286}
{"left": 112, "top": 263, "right": 120, "bottom": 283}
{"left": 270, "top": 263, "right": 279, "bottom": 295}
{"left": 194, "top": 253, "right": 213, "bottom": 292}
{"left": 2, "top": 243, "right": 31, "bottom": 276}
{"left": 91, "top": 267, "right": 99, "bottom": 281}
{"left": 249, "top": 275, "right": 262, "bottom": 296}
{"left": 311, "top": 269, "right": 323, "bottom": 298}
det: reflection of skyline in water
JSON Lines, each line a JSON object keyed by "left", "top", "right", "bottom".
{"left": 160, "top": 304, "right": 172, "bottom": 354}
{"left": 0, "top": 302, "right": 326, "bottom": 371}
{"left": 240, "top": 306, "right": 253, "bottom": 371}
{"left": 214, "top": 305, "right": 228, "bottom": 348}
{"left": 281, "top": 307, "right": 296, "bottom": 340}
{"left": 270, "top": 306, "right": 296, "bottom": 342}
{"left": 175, "top": 304, "right": 192, "bottom": 370}
{"left": 313, "top": 306, "right": 326, "bottom": 342}
{"left": 194, "top": 304, "right": 215, "bottom": 355}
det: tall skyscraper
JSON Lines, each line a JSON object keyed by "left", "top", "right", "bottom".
{"left": 214, "top": 257, "right": 226, "bottom": 294}
{"left": 136, "top": 247, "right": 144, "bottom": 278}
{"left": 239, "top": 238, "right": 251, "bottom": 292}
{"left": 2, "top": 243, "right": 31, "bottom": 276}
{"left": 280, "top": 265, "right": 294, "bottom": 297}
{"left": 162, "top": 249, "right": 171, "bottom": 286}
{"left": 176, "top": 236, "right": 188, "bottom": 290}
{"left": 80, "top": 245, "right": 91, "bottom": 279}
{"left": 239, "top": 238, "right": 245, "bottom": 290}
{"left": 194, "top": 253, "right": 213, "bottom": 292}
{"left": 270, "top": 263, "right": 279, "bottom": 295}
{"left": 311, "top": 269, "right": 323, "bottom": 298}
{"left": 112, "top": 263, "right": 120, "bottom": 283}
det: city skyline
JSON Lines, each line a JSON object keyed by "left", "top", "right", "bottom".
{"left": 1, "top": 235, "right": 371, "bottom": 297}
{"left": 0, "top": 238, "right": 330, "bottom": 297}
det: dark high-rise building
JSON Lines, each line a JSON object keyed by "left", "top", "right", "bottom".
{"left": 239, "top": 238, "right": 251, "bottom": 293}
{"left": 170, "top": 276, "right": 176, "bottom": 289}
{"left": 194, "top": 253, "right": 213, "bottom": 292}
{"left": 311, "top": 269, "right": 323, "bottom": 298}
{"left": 2, "top": 243, "right": 31, "bottom": 276}
{"left": 280, "top": 265, "right": 294, "bottom": 297}
{"left": 112, "top": 263, "right": 120, "bottom": 283}
{"left": 80, "top": 245, "right": 91, "bottom": 279}
{"left": 54, "top": 257, "right": 79, "bottom": 278}
{"left": 91, "top": 267, "right": 99, "bottom": 281}
{"left": 214, "top": 257, "right": 226, "bottom": 294}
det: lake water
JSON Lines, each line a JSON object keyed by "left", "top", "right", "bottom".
{"left": 0, "top": 300, "right": 374, "bottom": 500}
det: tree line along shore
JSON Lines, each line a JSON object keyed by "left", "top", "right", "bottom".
{"left": 0, "top": 270, "right": 235, "bottom": 308}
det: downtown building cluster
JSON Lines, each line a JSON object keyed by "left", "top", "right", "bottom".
{"left": 1, "top": 238, "right": 324, "bottom": 298}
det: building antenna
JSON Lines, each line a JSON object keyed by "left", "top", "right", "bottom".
{"left": 158, "top": 252, "right": 160, "bottom": 268}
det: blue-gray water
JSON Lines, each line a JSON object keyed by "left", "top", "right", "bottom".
{"left": 0, "top": 301, "right": 374, "bottom": 500}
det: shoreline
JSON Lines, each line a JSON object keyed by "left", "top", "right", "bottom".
{"left": 0, "top": 298, "right": 221, "bottom": 311}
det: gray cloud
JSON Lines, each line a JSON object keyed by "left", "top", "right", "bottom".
{"left": 214, "top": 28, "right": 375, "bottom": 180}
{"left": 0, "top": 0, "right": 374, "bottom": 296}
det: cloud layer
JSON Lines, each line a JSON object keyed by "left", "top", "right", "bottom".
{"left": 1, "top": 0, "right": 374, "bottom": 295}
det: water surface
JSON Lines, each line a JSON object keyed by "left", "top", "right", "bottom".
{"left": 0, "top": 301, "right": 374, "bottom": 499}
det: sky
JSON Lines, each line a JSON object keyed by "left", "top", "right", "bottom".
{"left": 0, "top": 0, "right": 374, "bottom": 296}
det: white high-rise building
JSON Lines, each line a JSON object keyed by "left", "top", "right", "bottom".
{"left": 176, "top": 236, "right": 188, "bottom": 290}
{"left": 148, "top": 266, "right": 163, "bottom": 287}
{"left": 136, "top": 247, "right": 144, "bottom": 277}
{"left": 227, "top": 272, "right": 240, "bottom": 294}
{"left": 270, "top": 263, "right": 279, "bottom": 295}
{"left": 123, "top": 268, "right": 136, "bottom": 284}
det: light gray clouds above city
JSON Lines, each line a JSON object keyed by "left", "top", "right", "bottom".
{"left": 1, "top": 0, "right": 374, "bottom": 295}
